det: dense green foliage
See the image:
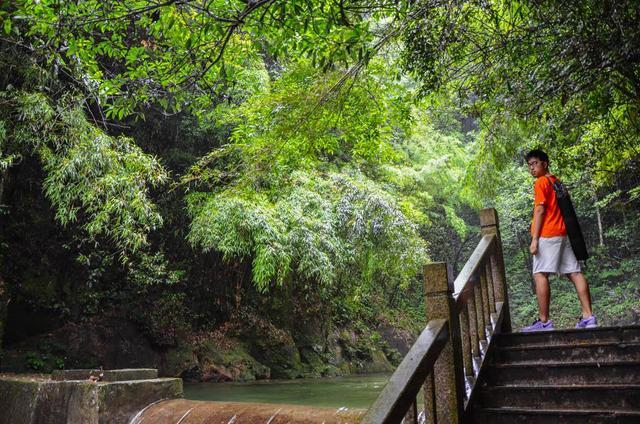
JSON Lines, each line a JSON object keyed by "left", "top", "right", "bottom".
{"left": 0, "top": 77, "right": 166, "bottom": 255}
{"left": 400, "top": 0, "right": 640, "bottom": 327}
{"left": 0, "top": 0, "right": 638, "bottom": 376}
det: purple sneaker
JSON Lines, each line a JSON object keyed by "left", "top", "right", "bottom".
{"left": 521, "top": 319, "right": 554, "bottom": 332}
{"left": 575, "top": 315, "right": 598, "bottom": 329}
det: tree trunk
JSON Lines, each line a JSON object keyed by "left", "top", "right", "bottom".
{"left": 595, "top": 204, "right": 605, "bottom": 247}
{"left": 0, "top": 169, "right": 7, "bottom": 357}
{"left": 515, "top": 229, "right": 534, "bottom": 293}
{"left": 0, "top": 277, "right": 6, "bottom": 358}
{"left": 592, "top": 189, "right": 605, "bottom": 247}
{"left": 0, "top": 168, "right": 6, "bottom": 209}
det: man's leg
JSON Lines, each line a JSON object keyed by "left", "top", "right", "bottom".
{"left": 566, "top": 272, "right": 593, "bottom": 319}
{"left": 533, "top": 272, "right": 551, "bottom": 322}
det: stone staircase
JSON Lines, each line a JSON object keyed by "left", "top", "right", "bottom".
{"left": 471, "top": 325, "right": 640, "bottom": 423}
{"left": 361, "top": 210, "right": 640, "bottom": 423}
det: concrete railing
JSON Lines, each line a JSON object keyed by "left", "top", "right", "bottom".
{"left": 0, "top": 369, "right": 182, "bottom": 424}
{"left": 362, "top": 208, "right": 511, "bottom": 423}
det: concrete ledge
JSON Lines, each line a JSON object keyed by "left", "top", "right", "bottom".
{"left": 51, "top": 368, "right": 158, "bottom": 382}
{"left": 0, "top": 372, "right": 182, "bottom": 424}
{"left": 97, "top": 378, "right": 183, "bottom": 423}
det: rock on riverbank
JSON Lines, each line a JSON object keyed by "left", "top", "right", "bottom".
{"left": 0, "top": 312, "right": 415, "bottom": 383}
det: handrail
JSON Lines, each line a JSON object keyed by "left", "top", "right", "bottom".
{"left": 453, "top": 233, "right": 495, "bottom": 313}
{"left": 362, "top": 208, "right": 510, "bottom": 424}
{"left": 360, "top": 320, "right": 449, "bottom": 423}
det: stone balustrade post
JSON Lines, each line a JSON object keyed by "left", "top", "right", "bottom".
{"left": 480, "top": 208, "right": 512, "bottom": 332}
{"left": 424, "top": 262, "right": 465, "bottom": 423}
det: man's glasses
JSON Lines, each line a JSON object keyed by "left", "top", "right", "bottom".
{"left": 527, "top": 160, "right": 540, "bottom": 168}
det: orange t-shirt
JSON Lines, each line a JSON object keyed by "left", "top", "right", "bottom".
{"left": 531, "top": 175, "right": 566, "bottom": 238}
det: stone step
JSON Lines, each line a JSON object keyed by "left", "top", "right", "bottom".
{"left": 494, "top": 341, "right": 640, "bottom": 364}
{"left": 486, "top": 361, "right": 640, "bottom": 385}
{"left": 479, "top": 384, "right": 640, "bottom": 411}
{"left": 473, "top": 407, "right": 640, "bottom": 424}
{"left": 495, "top": 326, "right": 640, "bottom": 348}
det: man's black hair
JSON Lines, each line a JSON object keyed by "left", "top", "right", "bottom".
{"left": 526, "top": 149, "right": 549, "bottom": 163}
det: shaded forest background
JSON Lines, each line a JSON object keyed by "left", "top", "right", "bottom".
{"left": 0, "top": 0, "right": 638, "bottom": 380}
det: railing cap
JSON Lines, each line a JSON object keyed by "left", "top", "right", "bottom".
{"left": 479, "top": 208, "right": 498, "bottom": 226}
{"left": 424, "top": 262, "right": 450, "bottom": 293}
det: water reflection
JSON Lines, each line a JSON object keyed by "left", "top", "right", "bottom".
{"left": 184, "top": 373, "right": 391, "bottom": 409}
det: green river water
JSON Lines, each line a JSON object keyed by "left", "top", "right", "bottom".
{"left": 183, "top": 374, "right": 392, "bottom": 409}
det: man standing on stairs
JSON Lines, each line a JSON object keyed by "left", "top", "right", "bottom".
{"left": 522, "top": 149, "right": 597, "bottom": 332}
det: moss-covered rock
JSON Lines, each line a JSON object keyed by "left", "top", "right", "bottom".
{"left": 358, "top": 349, "right": 394, "bottom": 373}
{"left": 222, "top": 311, "right": 306, "bottom": 379}
{"left": 330, "top": 326, "right": 398, "bottom": 374}
{"left": 160, "top": 336, "right": 271, "bottom": 382}
{"left": 251, "top": 340, "right": 304, "bottom": 379}
{"left": 376, "top": 318, "right": 417, "bottom": 357}
{"left": 196, "top": 338, "right": 270, "bottom": 382}
{"left": 159, "top": 344, "right": 199, "bottom": 379}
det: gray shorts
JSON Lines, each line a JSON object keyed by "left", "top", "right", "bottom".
{"left": 532, "top": 236, "right": 581, "bottom": 275}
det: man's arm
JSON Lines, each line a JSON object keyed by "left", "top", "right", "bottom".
{"left": 530, "top": 204, "right": 545, "bottom": 255}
